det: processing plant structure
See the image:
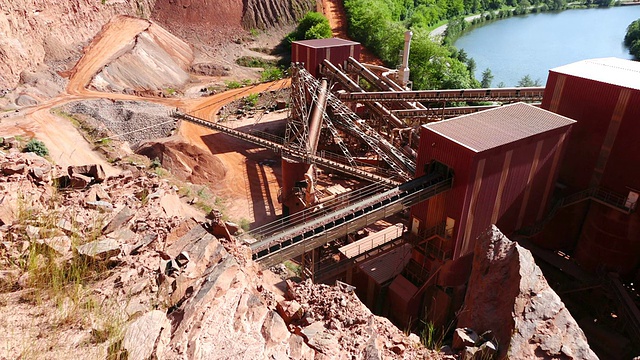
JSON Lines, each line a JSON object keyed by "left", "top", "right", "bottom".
{"left": 173, "top": 37, "right": 640, "bottom": 351}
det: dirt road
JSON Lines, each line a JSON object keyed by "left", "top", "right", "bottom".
{"left": 2, "top": 15, "right": 290, "bottom": 226}
{"left": 320, "top": 0, "right": 383, "bottom": 65}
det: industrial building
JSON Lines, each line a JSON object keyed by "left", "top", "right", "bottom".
{"left": 291, "top": 38, "right": 361, "bottom": 78}
{"left": 174, "top": 40, "right": 640, "bottom": 355}
{"left": 539, "top": 58, "right": 640, "bottom": 276}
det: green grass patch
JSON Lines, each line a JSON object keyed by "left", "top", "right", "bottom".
{"left": 236, "top": 56, "right": 278, "bottom": 68}
{"left": 260, "top": 66, "right": 284, "bottom": 82}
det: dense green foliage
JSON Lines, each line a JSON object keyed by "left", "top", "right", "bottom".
{"left": 346, "top": 0, "right": 571, "bottom": 32}
{"left": 625, "top": 18, "right": 640, "bottom": 59}
{"left": 287, "top": 12, "right": 333, "bottom": 44}
{"left": 23, "top": 139, "right": 49, "bottom": 157}
{"left": 342, "top": 0, "right": 585, "bottom": 89}
{"left": 344, "top": 0, "right": 479, "bottom": 89}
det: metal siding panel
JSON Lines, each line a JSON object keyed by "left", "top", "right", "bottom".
{"left": 291, "top": 43, "right": 300, "bottom": 63}
{"left": 552, "top": 75, "right": 621, "bottom": 192}
{"left": 494, "top": 139, "right": 535, "bottom": 232}
{"left": 468, "top": 152, "right": 504, "bottom": 248}
{"left": 412, "top": 126, "right": 472, "bottom": 242}
{"left": 541, "top": 71, "right": 558, "bottom": 110}
{"left": 492, "top": 150, "right": 513, "bottom": 223}
{"left": 353, "top": 44, "right": 361, "bottom": 62}
{"left": 601, "top": 89, "right": 640, "bottom": 193}
{"left": 521, "top": 135, "right": 559, "bottom": 227}
{"left": 574, "top": 203, "right": 640, "bottom": 276}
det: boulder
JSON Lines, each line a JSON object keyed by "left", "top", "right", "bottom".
{"left": 102, "top": 206, "right": 134, "bottom": 235}
{"left": 122, "top": 310, "right": 170, "bottom": 360}
{"left": 2, "top": 163, "right": 26, "bottom": 175}
{"left": 76, "top": 238, "right": 120, "bottom": 260}
{"left": 160, "top": 193, "right": 183, "bottom": 218}
{"left": 70, "top": 173, "right": 92, "bottom": 188}
{"left": 85, "top": 200, "right": 114, "bottom": 212}
{"left": 225, "top": 221, "right": 240, "bottom": 234}
{"left": 85, "top": 184, "right": 111, "bottom": 203}
{"left": 276, "top": 300, "right": 303, "bottom": 324}
{"left": 457, "top": 225, "right": 598, "bottom": 359}
{"left": 301, "top": 322, "right": 340, "bottom": 357}
{"left": 68, "top": 164, "right": 105, "bottom": 182}
{"left": 287, "top": 334, "right": 315, "bottom": 360}
{"left": 0, "top": 196, "right": 16, "bottom": 225}
{"left": 261, "top": 310, "right": 290, "bottom": 344}
{"left": 452, "top": 327, "right": 479, "bottom": 350}
{"left": 39, "top": 235, "right": 71, "bottom": 256}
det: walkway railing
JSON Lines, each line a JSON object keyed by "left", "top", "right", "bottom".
{"left": 251, "top": 172, "right": 453, "bottom": 268}
{"left": 173, "top": 111, "right": 399, "bottom": 186}
{"left": 520, "top": 186, "right": 637, "bottom": 236}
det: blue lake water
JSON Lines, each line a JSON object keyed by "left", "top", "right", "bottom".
{"left": 453, "top": 7, "right": 640, "bottom": 87}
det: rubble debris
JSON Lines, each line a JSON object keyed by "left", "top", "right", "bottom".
{"left": 0, "top": 151, "right": 442, "bottom": 359}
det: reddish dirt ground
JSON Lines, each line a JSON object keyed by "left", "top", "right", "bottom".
{"left": 1, "top": 1, "right": 380, "bottom": 227}
{"left": 2, "top": 15, "right": 290, "bottom": 227}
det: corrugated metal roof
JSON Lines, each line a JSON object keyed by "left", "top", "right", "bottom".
{"left": 550, "top": 57, "right": 640, "bottom": 91}
{"left": 425, "top": 102, "right": 575, "bottom": 153}
{"left": 291, "top": 38, "right": 360, "bottom": 48}
{"left": 358, "top": 243, "right": 411, "bottom": 285}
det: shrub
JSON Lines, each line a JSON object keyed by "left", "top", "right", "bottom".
{"left": 287, "top": 12, "right": 332, "bottom": 44}
{"left": 225, "top": 80, "right": 243, "bottom": 89}
{"left": 244, "top": 93, "right": 260, "bottom": 108}
{"left": 23, "top": 139, "right": 49, "bottom": 157}
{"left": 260, "top": 67, "right": 284, "bottom": 82}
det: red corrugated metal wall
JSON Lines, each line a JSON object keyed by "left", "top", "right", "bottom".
{"left": 574, "top": 203, "right": 640, "bottom": 275}
{"left": 461, "top": 128, "right": 570, "bottom": 257}
{"left": 540, "top": 71, "right": 640, "bottom": 276}
{"left": 411, "top": 126, "right": 472, "bottom": 246}
{"left": 600, "top": 89, "right": 640, "bottom": 193}
{"left": 542, "top": 72, "right": 622, "bottom": 193}
{"left": 291, "top": 41, "right": 361, "bottom": 78}
{"left": 412, "top": 124, "right": 572, "bottom": 260}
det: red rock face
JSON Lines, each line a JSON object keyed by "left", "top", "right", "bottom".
{"left": 458, "top": 225, "right": 598, "bottom": 359}
{"left": 152, "top": 0, "right": 244, "bottom": 30}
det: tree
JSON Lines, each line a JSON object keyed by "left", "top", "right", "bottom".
{"left": 517, "top": 74, "right": 541, "bottom": 87}
{"left": 481, "top": 68, "right": 494, "bottom": 88}
{"left": 287, "top": 12, "right": 332, "bottom": 44}
{"left": 625, "top": 19, "right": 640, "bottom": 58}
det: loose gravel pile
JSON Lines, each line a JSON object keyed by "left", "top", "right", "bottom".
{"left": 62, "top": 99, "right": 177, "bottom": 147}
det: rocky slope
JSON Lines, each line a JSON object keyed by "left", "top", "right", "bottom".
{"left": 0, "top": 0, "right": 314, "bottom": 91}
{"left": 457, "top": 225, "right": 598, "bottom": 359}
{"left": 90, "top": 20, "right": 194, "bottom": 93}
{"left": 0, "top": 145, "right": 440, "bottom": 359}
{"left": 61, "top": 99, "right": 178, "bottom": 147}
{"left": 0, "top": 0, "right": 156, "bottom": 90}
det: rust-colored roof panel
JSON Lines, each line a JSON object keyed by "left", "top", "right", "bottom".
{"left": 291, "top": 38, "right": 360, "bottom": 48}
{"left": 425, "top": 102, "right": 575, "bottom": 153}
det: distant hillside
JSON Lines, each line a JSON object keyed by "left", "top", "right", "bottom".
{"left": 0, "top": 0, "right": 314, "bottom": 90}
